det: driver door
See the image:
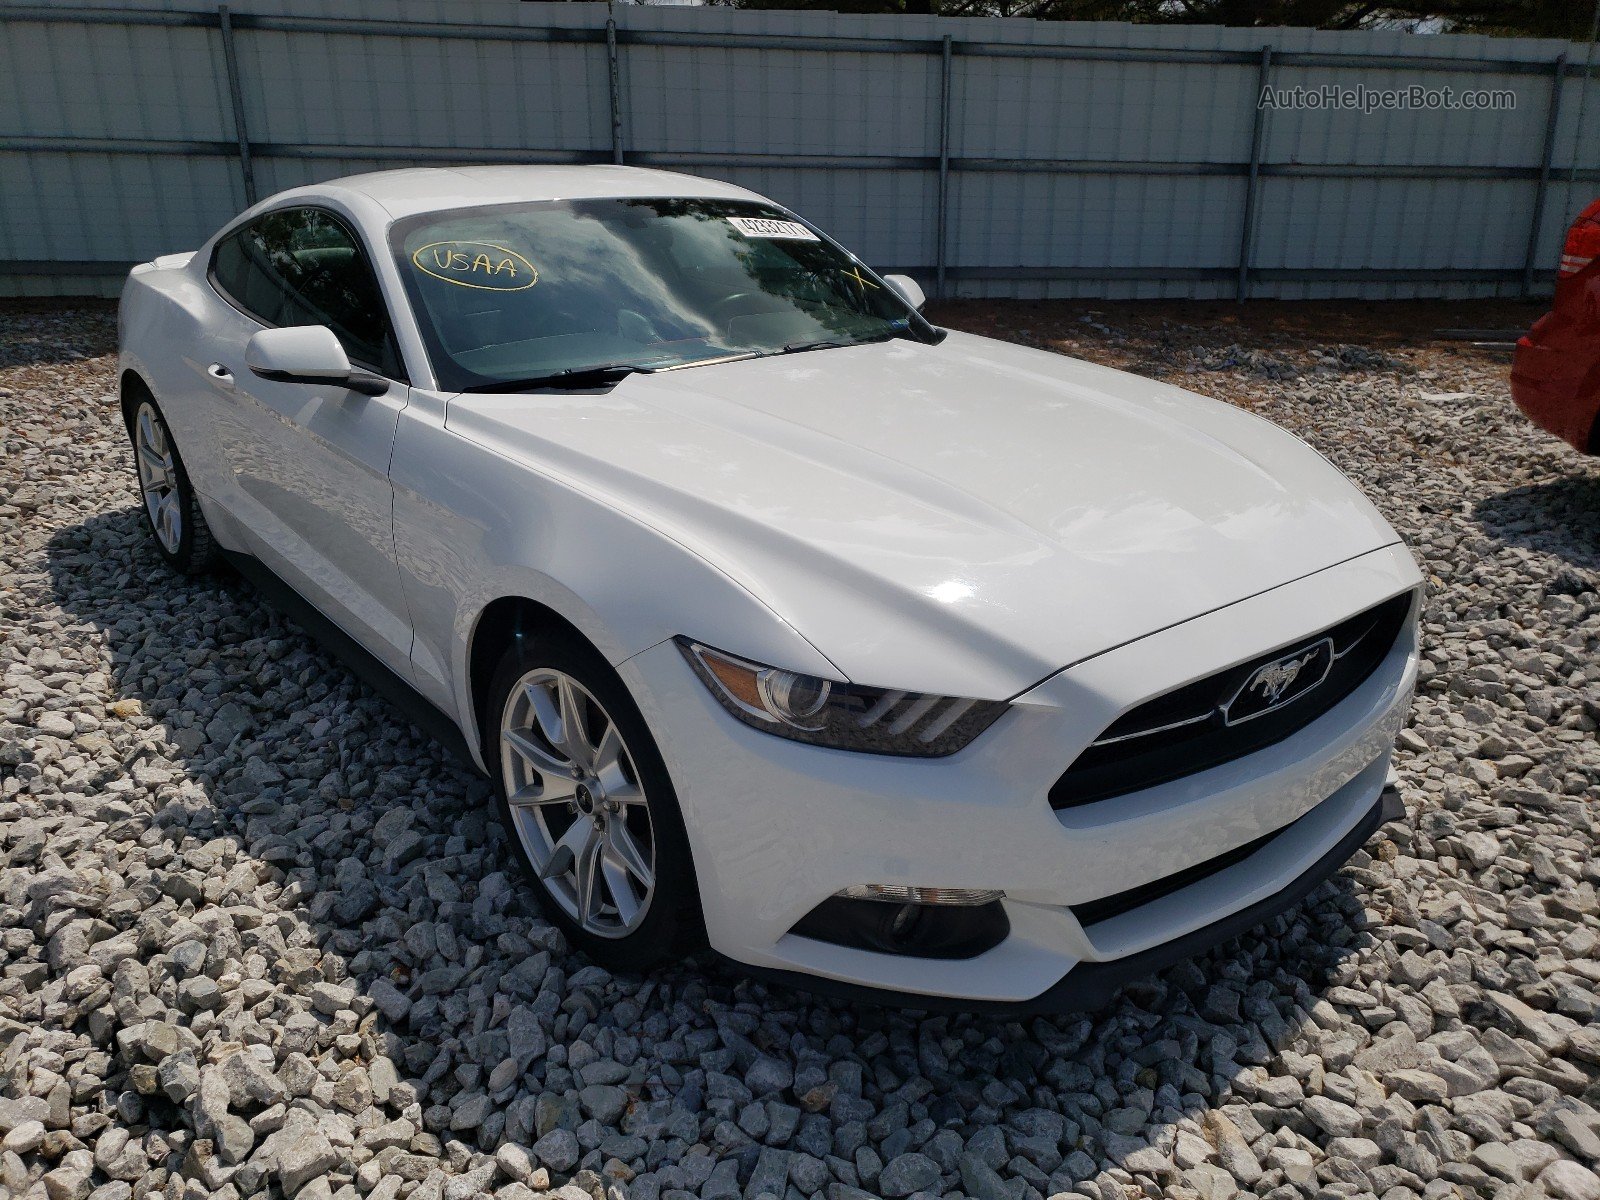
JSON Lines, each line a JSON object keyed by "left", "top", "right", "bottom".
{"left": 199, "top": 205, "right": 415, "bottom": 679}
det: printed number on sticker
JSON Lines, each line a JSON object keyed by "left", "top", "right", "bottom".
{"left": 727, "top": 217, "right": 819, "bottom": 241}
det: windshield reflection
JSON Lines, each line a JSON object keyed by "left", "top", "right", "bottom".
{"left": 391, "top": 197, "right": 934, "bottom": 392}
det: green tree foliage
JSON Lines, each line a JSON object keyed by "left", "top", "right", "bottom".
{"left": 702, "top": 0, "right": 1598, "bottom": 39}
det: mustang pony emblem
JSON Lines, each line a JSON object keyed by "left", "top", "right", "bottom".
{"left": 1222, "top": 637, "right": 1335, "bottom": 726}
{"left": 1248, "top": 649, "right": 1318, "bottom": 706}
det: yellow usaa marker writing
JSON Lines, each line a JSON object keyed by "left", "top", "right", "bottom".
{"left": 412, "top": 241, "right": 538, "bottom": 291}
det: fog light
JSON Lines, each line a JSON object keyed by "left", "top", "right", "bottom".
{"left": 792, "top": 890, "right": 1010, "bottom": 959}
{"left": 837, "top": 884, "right": 1004, "bottom": 906}
{"left": 889, "top": 904, "right": 920, "bottom": 939}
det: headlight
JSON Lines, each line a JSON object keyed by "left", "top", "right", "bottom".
{"left": 676, "top": 639, "right": 1007, "bottom": 756}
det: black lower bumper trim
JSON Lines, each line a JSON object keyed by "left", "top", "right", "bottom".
{"left": 727, "top": 784, "right": 1405, "bottom": 1016}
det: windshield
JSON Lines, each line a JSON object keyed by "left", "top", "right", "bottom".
{"left": 390, "top": 197, "right": 931, "bottom": 392}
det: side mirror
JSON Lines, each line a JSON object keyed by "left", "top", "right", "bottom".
{"left": 882, "top": 274, "right": 926, "bottom": 312}
{"left": 245, "top": 326, "right": 387, "bottom": 395}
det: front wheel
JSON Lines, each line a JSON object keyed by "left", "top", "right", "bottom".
{"left": 484, "top": 634, "right": 703, "bottom": 972}
{"left": 126, "top": 393, "right": 218, "bottom": 575}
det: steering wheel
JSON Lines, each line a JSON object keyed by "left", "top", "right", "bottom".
{"left": 790, "top": 272, "right": 836, "bottom": 308}
{"left": 709, "top": 291, "right": 762, "bottom": 319}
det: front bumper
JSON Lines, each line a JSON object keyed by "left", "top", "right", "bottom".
{"left": 619, "top": 542, "right": 1421, "bottom": 1007}
{"left": 734, "top": 783, "right": 1404, "bottom": 1014}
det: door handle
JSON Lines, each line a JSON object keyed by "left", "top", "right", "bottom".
{"left": 207, "top": 363, "right": 235, "bottom": 390}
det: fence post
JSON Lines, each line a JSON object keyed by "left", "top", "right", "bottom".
{"left": 934, "top": 34, "right": 953, "bottom": 301}
{"left": 217, "top": 4, "right": 256, "bottom": 205}
{"left": 606, "top": 13, "right": 625, "bottom": 165}
{"left": 1522, "top": 53, "right": 1566, "bottom": 300}
{"left": 1571, "top": 0, "right": 1600, "bottom": 183}
{"left": 1236, "top": 44, "right": 1271, "bottom": 303}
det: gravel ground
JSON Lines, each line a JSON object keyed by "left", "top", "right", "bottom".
{"left": 1, "top": 299, "right": 1597, "bottom": 1200}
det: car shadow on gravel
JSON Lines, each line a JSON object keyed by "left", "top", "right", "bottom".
{"left": 44, "top": 504, "right": 1383, "bottom": 1197}
{"left": 1472, "top": 472, "right": 1600, "bottom": 572}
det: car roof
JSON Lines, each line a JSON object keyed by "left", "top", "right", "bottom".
{"left": 305, "top": 165, "right": 766, "bottom": 222}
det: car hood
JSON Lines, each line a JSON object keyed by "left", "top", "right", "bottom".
{"left": 447, "top": 331, "right": 1401, "bottom": 698}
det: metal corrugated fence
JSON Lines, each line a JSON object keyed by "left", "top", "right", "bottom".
{"left": 2, "top": 0, "right": 1597, "bottom": 300}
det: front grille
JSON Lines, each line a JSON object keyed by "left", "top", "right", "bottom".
{"left": 1050, "top": 590, "right": 1413, "bottom": 810}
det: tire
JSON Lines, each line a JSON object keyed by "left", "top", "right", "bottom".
{"left": 125, "top": 390, "right": 219, "bottom": 575}
{"left": 482, "top": 632, "right": 704, "bottom": 972}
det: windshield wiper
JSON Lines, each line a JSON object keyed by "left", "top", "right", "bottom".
{"left": 781, "top": 339, "right": 850, "bottom": 355}
{"left": 780, "top": 332, "right": 899, "bottom": 356}
{"left": 460, "top": 362, "right": 663, "bottom": 393}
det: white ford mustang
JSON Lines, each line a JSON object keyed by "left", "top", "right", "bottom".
{"left": 119, "top": 165, "right": 1421, "bottom": 1009}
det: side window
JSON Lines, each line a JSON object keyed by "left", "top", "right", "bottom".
{"left": 211, "top": 207, "right": 402, "bottom": 379}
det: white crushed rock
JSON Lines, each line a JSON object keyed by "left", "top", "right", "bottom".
{"left": 1, "top": 303, "right": 1596, "bottom": 1200}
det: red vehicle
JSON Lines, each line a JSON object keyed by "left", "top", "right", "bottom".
{"left": 1511, "top": 198, "right": 1600, "bottom": 455}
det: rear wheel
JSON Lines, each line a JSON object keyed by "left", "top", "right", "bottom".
{"left": 484, "top": 633, "right": 702, "bottom": 971}
{"left": 126, "top": 393, "right": 218, "bottom": 575}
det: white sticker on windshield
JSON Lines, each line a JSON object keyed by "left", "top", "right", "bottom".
{"left": 727, "top": 216, "right": 819, "bottom": 241}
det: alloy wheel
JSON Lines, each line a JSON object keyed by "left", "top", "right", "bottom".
{"left": 134, "top": 401, "right": 183, "bottom": 554}
{"left": 499, "top": 668, "right": 656, "bottom": 937}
